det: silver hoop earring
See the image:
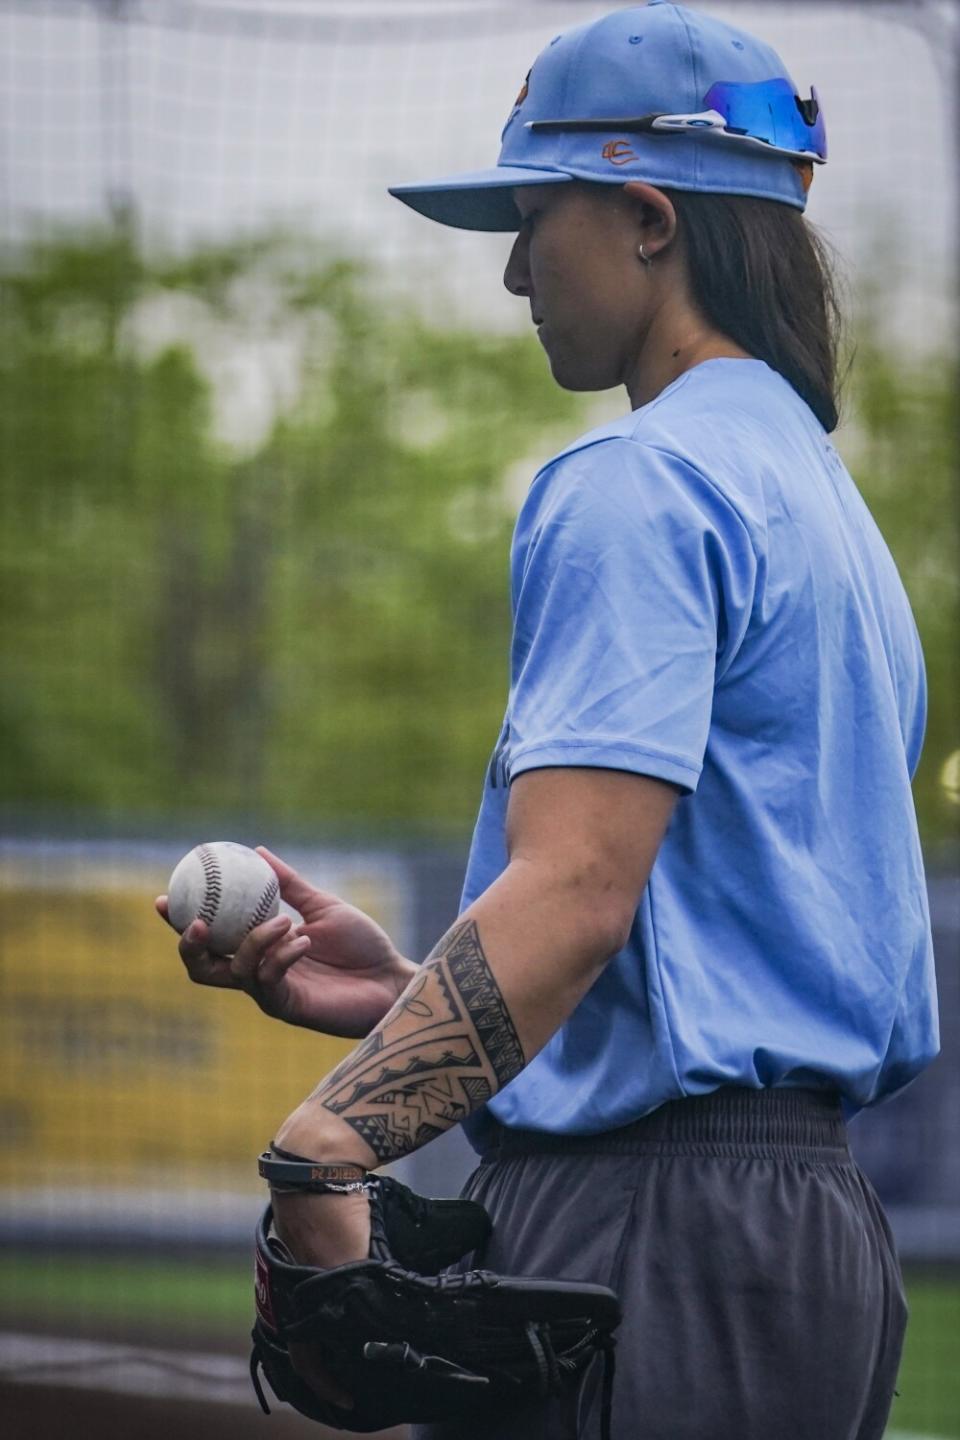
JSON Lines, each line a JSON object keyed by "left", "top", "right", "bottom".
{"left": 638, "top": 244, "right": 653, "bottom": 267}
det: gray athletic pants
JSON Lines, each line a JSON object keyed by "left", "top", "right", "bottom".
{"left": 412, "top": 1088, "right": 907, "bottom": 1440}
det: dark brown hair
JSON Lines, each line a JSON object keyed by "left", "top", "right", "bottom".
{"left": 666, "top": 188, "right": 850, "bottom": 433}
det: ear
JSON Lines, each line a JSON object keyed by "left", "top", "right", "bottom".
{"left": 620, "top": 182, "right": 677, "bottom": 261}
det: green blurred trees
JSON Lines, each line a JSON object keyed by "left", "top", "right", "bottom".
{"left": 0, "top": 227, "right": 956, "bottom": 845}
{"left": 842, "top": 327, "right": 958, "bottom": 854}
{"left": 0, "top": 225, "right": 579, "bottom": 833}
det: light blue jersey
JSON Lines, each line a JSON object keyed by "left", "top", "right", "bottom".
{"left": 462, "top": 358, "right": 938, "bottom": 1138}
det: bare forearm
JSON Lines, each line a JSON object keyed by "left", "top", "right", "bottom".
{"left": 273, "top": 858, "right": 628, "bottom": 1166}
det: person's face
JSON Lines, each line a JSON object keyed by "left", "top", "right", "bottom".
{"left": 504, "top": 182, "right": 662, "bottom": 392}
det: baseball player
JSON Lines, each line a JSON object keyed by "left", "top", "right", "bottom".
{"left": 161, "top": 4, "right": 938, "bottom": 1437}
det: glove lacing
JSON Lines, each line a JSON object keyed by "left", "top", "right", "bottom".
{"left": 250, "top": 1348, "right": 271, "bottom": 1415}
{"left": 524, "top": 1320, "right": 616, "bottom": 1440}
{"left": 598, "top": 1334, "right": 616, "bottom": 1440}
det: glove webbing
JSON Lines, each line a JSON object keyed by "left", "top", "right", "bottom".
{"left": 250, "top": 1320, "right": 617, "bottom": 1440}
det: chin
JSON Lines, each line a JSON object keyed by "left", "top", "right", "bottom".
{"left": 542, "top": 335, "right": 616, "bottom": 393}
{"left": 547, "top": 355, "right": 614, "bottom": 393}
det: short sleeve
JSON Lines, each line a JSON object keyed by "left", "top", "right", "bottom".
{"left": 507, "top": 438, "right": 759, "bottom": 794}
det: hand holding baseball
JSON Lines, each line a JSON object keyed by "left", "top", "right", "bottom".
{"left": 156, "top": 845, "right": 416, "bottom": 1038}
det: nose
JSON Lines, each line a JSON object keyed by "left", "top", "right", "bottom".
{"left": 503, "top": 228, "right": 531, "bottom": 298}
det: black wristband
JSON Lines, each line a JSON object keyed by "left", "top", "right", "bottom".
{"left": 258, "top": 1144, "right": 374, "bottom": 1195}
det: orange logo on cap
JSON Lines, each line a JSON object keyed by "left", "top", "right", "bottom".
{"left": 514, "top": 71, "right": 530, "bottom": 107}
{"left": 601, "top": 140, "right": 637, "bottom": 166}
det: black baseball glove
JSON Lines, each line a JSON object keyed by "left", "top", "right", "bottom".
{"left": 250, "top": 1168, "right": 621, "bottom": 1434}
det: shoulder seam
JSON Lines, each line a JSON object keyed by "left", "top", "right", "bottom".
{"left": 534, "top": 433, "right": 763, "bottom": 566}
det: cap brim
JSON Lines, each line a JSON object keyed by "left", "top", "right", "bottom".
{"left": 388, "top": 166, "right": 572, "bottom": 232}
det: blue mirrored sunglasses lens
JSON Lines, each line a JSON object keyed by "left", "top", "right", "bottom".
{"left": 703, "top": 78, "right": 826, "bottom": 159}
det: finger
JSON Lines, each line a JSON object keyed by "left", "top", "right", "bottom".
{"left": 257, "top": 932, "right": 312, "bottom": 988}
{"left": 178, "top": 917, "right": 211, "bottom": 958}
{"left": 177, "top": 921, "right": 238, "bottom": 989}
{"left": 256, "top": 847, "right": 340, "bottom": 915}
{"left": 155, "top": 895, "right": 171, "bottom": 925}
{"left": 178, "top": 947, "right": 236, "bottom": 988}
{"left": 229, "top": 913, "right": 293, "bottom": 987}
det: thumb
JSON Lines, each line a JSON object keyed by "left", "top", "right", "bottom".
{"left": 256, "top": 846, "right": 338, "bottom": 916}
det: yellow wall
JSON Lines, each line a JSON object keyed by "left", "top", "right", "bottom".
{"left": 0, "top": 849, "right": 408, "bottom": 1193}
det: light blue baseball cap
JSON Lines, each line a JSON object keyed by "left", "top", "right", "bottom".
{"left": 389, "top": 1, "right": 825, "bottom": 231}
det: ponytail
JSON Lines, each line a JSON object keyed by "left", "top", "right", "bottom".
{"left": 667, "top": 189, "right": 849, "bottom": 433}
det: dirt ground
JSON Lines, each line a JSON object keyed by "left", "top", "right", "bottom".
{"left": 2, "top": 1319, "right": 407, "bottom": 1440}
{"left": 2, "top": 1381, "right": 409, "bottom": 1440}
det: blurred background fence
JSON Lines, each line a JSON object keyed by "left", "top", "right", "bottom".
{"left": 1, "top": 2, "right": 958, "bottom": 1437}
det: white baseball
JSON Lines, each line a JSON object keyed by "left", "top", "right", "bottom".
{"left": 167, "top": 841, "right": 280, "bottom": 955}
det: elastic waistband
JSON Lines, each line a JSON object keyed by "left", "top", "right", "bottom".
{"left": 482, "top": 1088, "right": 848, "bottom": 1161}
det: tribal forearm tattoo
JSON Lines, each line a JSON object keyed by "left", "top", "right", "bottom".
{"left": 310, "top": 920, "right": 525, "bottom": 1164}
